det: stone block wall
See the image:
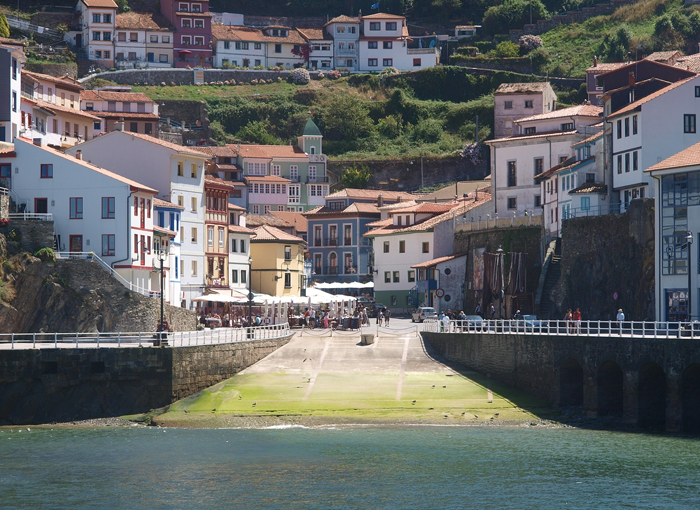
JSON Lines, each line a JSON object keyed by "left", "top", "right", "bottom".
{"left": 24, "top": 62, "right": 78, "bottom": 79}
{"left": 0, "top": 334, "right": 292, "bottom": 425}
{"left": 0, "top": 218, "right": 54, "bottom": 255}
{"left": 0, "top": 195, "right": 8, "bottom": 220}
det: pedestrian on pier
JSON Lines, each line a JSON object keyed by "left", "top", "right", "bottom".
{"left": 617, "top": 309, "right": 625, "bottom": 335}
{"left": 385, "top": 309, "right": 391, "bottom": 326}
{"left": 573, "top": 308, "right": 582, "bottom": 334}
{"left": 565, "top": 309, "right": 573, "bottom": 334}
{"left": 489, "top": 304, "right": 495, "bottom": 320}
{"left": 475, "top": 303, "right": 482, "bottom": 317}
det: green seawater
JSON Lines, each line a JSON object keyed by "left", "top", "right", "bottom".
{"left": 1, "top": 426, "right": 699, "bottom": 509}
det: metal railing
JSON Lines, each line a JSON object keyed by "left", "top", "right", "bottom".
{"left": 55, "top": 251, "right": 153, "bottom": 298}
{"left": 6, "top": 15, "right": 63, "bottom": 40}
{"left": 0, "top": 323, "right": 291, "bottom": 349}
{"left": 423, "top": 318, "right": 700, "bottom": 339}
{"left": 8, "top": 212, "right": 53, "bottom": 221}
{"left": 562, "top": 202, "right": 623, "bottom": 220}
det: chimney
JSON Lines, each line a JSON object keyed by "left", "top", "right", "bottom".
{"left": 377, "top": 192, "right": 384, "bottom": 207}
{"left": 628, "top": 71, "right": 635, "bottom": 88}
{"left": 75, "top": 150, "right": 83, "bottom": 160}
{"left": 593, "top": 55, "right": 597, "bottom": 67}
{"left": 114, "top": 118, "right": 125, "bottom": 131}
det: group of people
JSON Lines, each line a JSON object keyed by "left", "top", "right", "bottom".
{"left": 376, "top": 307, "right": 391, "bottom": 326}
{"left": 299, "top": 306, "right": 369, "bottom": 329}
{"left": 564, "top": 308, "right": 583, "bottom": 334}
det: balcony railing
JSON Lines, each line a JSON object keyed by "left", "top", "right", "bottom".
{"left": 309, "top": 154, "right": 326, "bottom": 163}
{"left": 343, "top": 238, "right": 352, "bottom": 246}
{"left": 344, "top": 265, "right": 357, "bottom": 274}
{"left": 325, "top": 238, "right": 337, "bottom": 246}
{"left": 306, "top": 175, "right": 329, "bottom": 183}
{"left": 327, "top": 266, "right": 338, "bottom": 275}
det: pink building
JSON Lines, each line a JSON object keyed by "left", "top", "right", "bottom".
{"left": 160, "top": 0, "right": 213, "bottom": 68}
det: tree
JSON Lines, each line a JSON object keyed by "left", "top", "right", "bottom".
{"left": 320, "top": 94, "right": 375, "bottom": 143}
{"left": 115, "top": 0, "right": 130, "bottom": 13}
{"left": 291, "top": 44, "right": 311, "bottom": 67}
{"left": 340, "top": 164, "right": 371, "bottom": 189}
{"left": 0, "top": 14, "right": 10, "bottom": 39}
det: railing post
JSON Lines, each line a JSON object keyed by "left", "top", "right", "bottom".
{"left": 118, "top": 331, "right": 121, "bottom": 347}
{"left": 54, "top": 332, "right": 58, "bottom": 348}
{"left": 11, "top": 333, "right": 14, "bottom": 349}
{"left": 33, "top": 333, "right": 36, "bottom": 349}
{"left": 75, "top": 331, "right": 79, "bottom": 348}
{"left": 138, "top": 332, "right": 142, "bottom": 347}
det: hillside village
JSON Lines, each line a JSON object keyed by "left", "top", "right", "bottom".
{"left": 2, "top": 0, "right": 700, "bottom": 327}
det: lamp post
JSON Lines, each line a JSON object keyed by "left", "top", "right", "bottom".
{"left": 496, "top": 245, "right": 504, "bottom": 319}
{"left": 247, "top": 255, "right": 253, "bottom": 338}
{"left": 159, "top": 250, "right": 166, "bottom": 335}
{"left": 687, "top": 231, "right": 694, "bottom": 322}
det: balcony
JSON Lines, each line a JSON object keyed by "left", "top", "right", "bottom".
{"left": 325, "top": 238, "right": 338, "bottom": 247}
{"left": 313, "top": 238, "right": 322, "bottom": 247}
{"left": 327, "top": 266, "right": 339, "bottom": 275}
{"left": 306, "top": 175, "right": 329, "bottom": 183}
{"left": 343, "top": 238, "right": 352, "bottom": 246}
{"left": 289, "top": 176, "right": 300, "bottom": 183}
{"left": 344, "top": 265, "right": 357, "bottom": 274}
{"left": 309, "top": 154, "right": 326, "bottom": 163}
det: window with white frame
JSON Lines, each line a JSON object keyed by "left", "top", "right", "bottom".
{"left": 248, "top": 162, "right": 266, "bottom": 175}
{"left": 290, "top": 165, "right": 299, "bottom": 181}
{"left": 271, "top": 164, "right": 281, "bottom": 176}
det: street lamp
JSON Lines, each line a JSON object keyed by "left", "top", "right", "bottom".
{"left": 247, "top": 255, "right": 253, "bottom": 338}
{"left": 687, "top": 231, "right": 693, "bottom": 322}
{"left": 159, "top": 250, "right": 166, "bottom": 339}
{"left": 496, "top": 245, "right": 504, "bottom": 319}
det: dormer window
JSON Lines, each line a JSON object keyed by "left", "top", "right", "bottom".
{"left": 524, "top": 127, "right": 536, "bottom": 135}
{"left": 179, "top": 3, "right": 189, "bottom": 11}
{"left": 561, "top": 122, "right": 574, "bottom": 131}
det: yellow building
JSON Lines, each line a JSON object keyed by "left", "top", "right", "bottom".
{"left": 250, "top": 225, "right": 306, "bottom": 297}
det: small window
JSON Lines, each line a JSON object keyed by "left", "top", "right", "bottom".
{"left": 561, "top": 122, "right": 574, "bottom": 131}
{"left": 384, "top": 271, "right": 391, "bottom": 283}
{"left": 399, "top": 240, "right": 405, "bottom": 253}
{"left": 617, "top": 154, "right": 622, "bottom": 174}
{"left": 191, "top": 197, "right": 197, "bottom": 211}
{"left": 624, "top": 117, "right": 629, "bottom": 137}
{"left": 393, "top": 271, "right": 400, "bottom": 283}
{"left": 368, "top": 58, "right": 378, "bottom": 67}
{"left": 382, "top": 58, "right": 393, "bottom": 66}
{"left": 69, "top": 197, "right": 83, "bottom": 219}
{"left": 507, "top": 161, "right": 517, "bottom": 187}
{"left": 684, "top": 114, "right": 696, "bottom": 134}
{"left": 695, "top": 86, "right": 700, "bottom": 98}
{"left": 408, "top": 270, "right": 415, "bottom": 283}
{"left": 383, "top": 241, "right": 389, "bottom": 253}
{"left": 368, "top": 41, "right": 378, "bottom": 49}
{"left": 102, "top": 197, "right": 115, "bottom": 218}
{"left": 617, "top": 119, "right": 622, "bottom": 139}
{"left": 383, "top": 41, "right": 392, "bottom": 49}
{"left": 177, "top": 162, "right": 183, "bottom": 176}
{"left": 633, "top": 151, "right": 638, "bottom": 171}
{"left": 422, "top": 242, "right": 429, "bottom": 253}
{"left": 191, "top": 227, "right": 198, "bottom": 243}
{"left": 102, "top": 234, "right": 115, "bottom": 256}
{"left": 525, "top": 100, "right": 533, "bottom": 108}
{"left": 370, "top": 22, "right": 380, "bottom": 30}
{"left": 413, "top": 58, "right": 421, "bottom": 67}
{"left": 151, "top": 35, "right": 158, "bottom": 43}
{"left": 386, "top": 22, "right": 397, "bottom": 30}
{"left": 633, "top": 115, "right": 638, "bottom": 135}
{"left": 191, "top": 163, "right": 198, "bottom": 178}
{"left": 40, "top": 164, "right": 53, "bottom": 178}
{"left": 507, "top": 197, "right": 517, "bottom": 210}
{"left": 524, "top": 127, "right": 536, "bottom": 135}
{"left": 504, "top": 100, "right": 513, "bottom": 109}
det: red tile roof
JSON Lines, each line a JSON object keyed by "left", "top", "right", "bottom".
{"left": 361, "top": 13, "right": 405, "bottom": 19}
{"left": 494, "top": 82, "right": 552, "bottom": 94}
{"left": 193, "top": 145, "right": 237, "bottom": 157}
{"left": 325, "top": 15, "right": 360, "bottom": 25}
{"left": 228, "top": 224, "right": 256, "bottom": 234}
{"left": 230, "top": 144, "right": 308, "bottom": 159}
{"left": 22, "top": 71, "right": 83, "bottom": 91}
{"left": 389, "top": 203, "right": 456, "bottom": 215}
{"left": 244, "top": 175, "right": 291, "bottom": 183}
{"left": 31, "top": 99, "right": 101, "bottom": 120}
{"left": 251, "top": 225, "right": 305, "bottom": 242}
{"left": 646, "top": 140, "right": 700, "bottom": 172}
{"left": 296, "top": 28, "right": 328, "bottom": 41}
{"left": 324, "top": 188, "right": 414, "bottom": 201}
{"left": 516, "top": 104, "right": 602, "bottom": 123}
{"left": 81, "top": 0, "right": 117, "bottom": 8}
{"left": 212, "top": 25, "right": 305, "bottom": 44}
{"left": 81, "top": 90, "right": 155, "bottom": 103}
{"left": 228, "top": 203, "right": 247, "bottom": 211}
{"left": 153, "top": 197, "right": 184, "bottom": 209}
{"left": 118, "top": 131, "right": 209, "bottom": 156}
{"left": 115, "top": 11, "right": 173, "bottom": 31}
{"left": 92, "top": 112, "right": 159, "bottom": 119}
{"left": 270, "top": 211, "right": 308, "bottom": 232}
{"left": 411, "top": 253, "right": 468, "bottom": 269}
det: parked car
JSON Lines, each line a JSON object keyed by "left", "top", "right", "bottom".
{"left": 516, "top": 314, "right": 548, "bottom": 332}
{"left": 412, "top": 307, "right": 437, "bottom": 323}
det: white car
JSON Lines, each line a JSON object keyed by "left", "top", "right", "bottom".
{"left": 412, "top": 307, "right": 437, "bottom": 322}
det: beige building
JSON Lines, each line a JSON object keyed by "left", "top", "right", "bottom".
{"left": 115, "top": 11, "right": 175, "bottom": 68}
{"left": 493, "top": 82, "right": 557, "bottom": 138}
{"left": 250, "top": 225, "right": 306, "bottom": 297}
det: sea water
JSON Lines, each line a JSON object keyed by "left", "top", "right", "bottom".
{"left": 1, "top": 425, "right": 699, "bottom": 509}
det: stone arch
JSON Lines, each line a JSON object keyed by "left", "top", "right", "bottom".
{"left": 682, "top": 363, "right": 700, "bottom": 434}
{"left": 559, "top": 358, "right": 583, "bottom": 407}
{"left": 597, "top": 360, "right": 623, "bottom": 416}
{"left": 638, "top": 362, "right": 666, "bottom": 431}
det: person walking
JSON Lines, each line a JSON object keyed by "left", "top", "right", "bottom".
{"left": 489, "top": 304, "right": 495, "bottom": 320}
{"left": 573, "top": 308, "right": 582, "bottom": 334}
{"left": 565, "top": 309, "right": 573, "bottom": 334}
{"left": 617, "top": 309, "right": 625, "bottom": 335}
{"left": 385, "top": 308, "right": 391, "bottom": 326}
{"left": 475, "top": 304, "right": 482, "bottom": 317}
{"left": 377, "top": 309, "right": 384, "bottom": 326}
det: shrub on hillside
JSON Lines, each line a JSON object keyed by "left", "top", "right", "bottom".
{"left": 327, "top": 69, "right": 341, "bottom": 80}
{"left": 519, "top": 35, "right": 543, "bottom": 53}
{"left": 493, "top": 41, "right": 520, "bottom": 58}
{"left": 34, "top": 247, "right": 56, "bottom": 262}
{"left": 288, "top": 67, "right": 310, "bottom": 85}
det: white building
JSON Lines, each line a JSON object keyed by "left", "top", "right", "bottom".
{"left": 486, "top": 104, "right": 602, "bottom": 217}
{"left": 365, "top": 197, "right": 489, "bottom": 312}
{"left": 297, "top": 28, "right": 333, "bottom": 71}
{"left": 1, "top": 138, "right": 157, "bottom": 293}
{"left": 227, "top": 203, "right": 254, "bottom": 298}
{"left": 0, "top": 38, "right": 25, "bottom": 143}
{"left": 606, "top": 74, "right": 700, "bottom": 211}
{"left": 154, "top": 197, "right": 184, "bottom": 307}
{"left": 211, "top": 25, "right": 267, "bottom": 68}
{"left": 647, "top": 142, "right": 700, "bottom": 322}
{"left": 75, "top": 0, "right": 118, "bottom": 68}
{"left": 325, "top": 15, "right": 360, "bottom": 71}
{"left": 358, "top": 13, "right": 437, "bottom": 72}
{"left": 65, "top": 129, "right": 211, "bottom": 309}
{"left": 114, "top": 11, "right": 175, "bottom": 69}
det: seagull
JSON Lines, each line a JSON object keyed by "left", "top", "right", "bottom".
{"left": 252, "top": 402, "right": 257, "bottom": 406}
{"left": 412, "top": 400, "right": 417, "bottom": 403}
{"left": 432, "top": 385, "right": 435, "bottom": 388}
{"left": 495, "top": 413, "right": 500, "bottom": 417}
{"left": 442, "top": 385, "right": 446, "bottom": 388}
{"left": 474, "top": 414, "right": 478, "bottom": 418}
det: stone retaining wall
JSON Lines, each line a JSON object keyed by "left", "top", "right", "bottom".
{"left": 0, "top": 335, "right": 292, "bottom": 425}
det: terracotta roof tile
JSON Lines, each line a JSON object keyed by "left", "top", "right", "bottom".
{"left": 390, "top": 203, "right": 456, "bottom": 215}
{"left": 251, "top": 225, "right": 305, "bottom": 242}
{"left": 361, "top": 13, "right": 405, "bottom": 19}
{"left": 244, "top": 175, "right": 291, "bottom": 183}
{"left": 608, "top": 76, "right": 698, "bottom": 119}
{"left": 153, "top": 197, "right": 184, "bottom": 209}
{"left": 22, "top": 70, "right": 83, "bottom": 90}
{"left": 212, "top": 24, "right": 306, "bottom": 44}
{"left": 81, "top": 0, "right": 117, "bottom": 8}
{"left": 411, "top": 253, "right": 468, "bottom": 269}
{"left": 228, "top": 224, "right": 256, "bottom": 234}
{"left": 230, "top": 144, "right": 308, "bottom": 159}
{"left": 154, "top": 225, "right": 177, "bottom": 237}
{"left": 494, "top": 82, "right": 552, "bottom": 94}
{"left": 81, "top": 90, "right": 155, "bottom": 103}
{"left": 32, "top": 99, "right": 101, "bottom": 120}
{"left": 488, "top": 130, "right": 579, "bottom": 144}
{"left": 645, "top": 51, "right": 680, "bottom": 62}
{"left": 569, "top": 182, "right": 606, "bottom": 194}
{"left": 115, "top": 11, "right": 174, "bottom": 31}
{"left": 246, "top": 214, "right": 292, "bottom": 228}
{"left": 119, "top": 131, "right": 208, "bottom": 156}
{"left": 228, "top": 203, "right": 247, "bottom": 211}
{"left": 646, "top": 140, "right": 700, "bottom": 172}
{"left": 325, "top": 15, "right": 360, "bottom": 26}
{"left": 516, "top": 104, "right": 602, "bottom": 123}
{"left": 192, "top": 145, "right": 237, "bottom": 157}
{"left": 91, "top": 112, "right": 159, "bottom": 119}
{"left": 270, "top": 211, "right": 308, "bottom": 232}
{"left": 586, "top": 62, "right": 627, "bottom": 73}
{"left": 296, "top": 27, "right": 328, "bottom": 41}
{"left": 205, "top": 174, "right": 235, "bottom": 188}
{"left": 324, "top": 188, "right": 414, "bottom": 201}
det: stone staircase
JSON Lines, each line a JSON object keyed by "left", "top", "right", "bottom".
{"left": 536, "top": 238, "right": 562, "bottom": 319}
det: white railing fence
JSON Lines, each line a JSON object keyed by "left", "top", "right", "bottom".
{"left": 423, "top": 318, "right": 700, "bottom": 339}
{"left": 0, "top": 323, "right": 290, "bottom": 349}
{"left": 54, "top": 251, "right": 153, "bottom": 298}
